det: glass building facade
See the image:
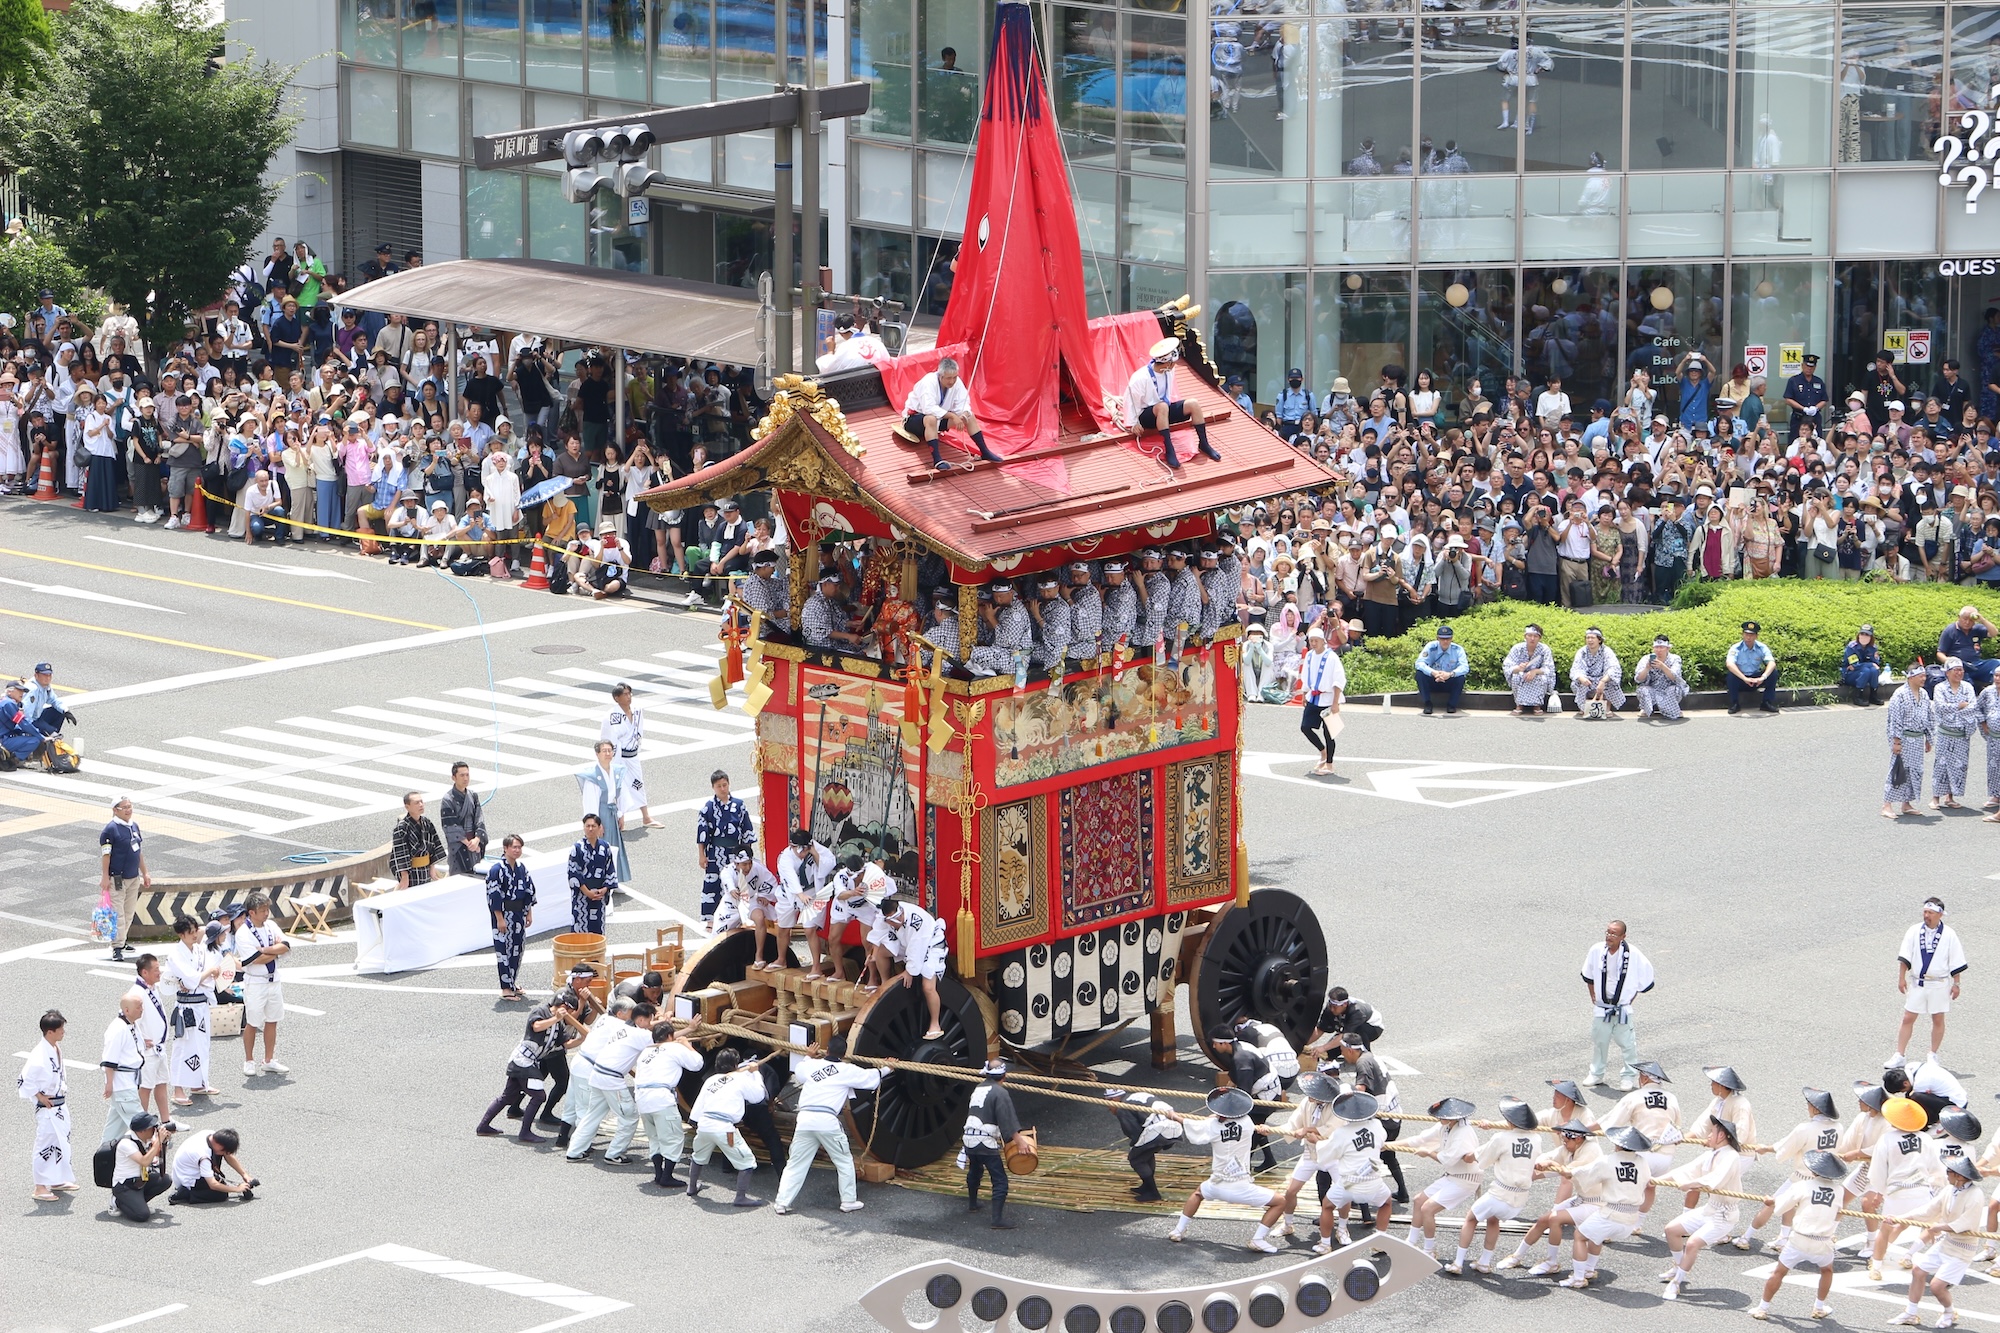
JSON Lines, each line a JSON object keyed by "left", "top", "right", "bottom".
{"left": 330, "top": 0, "right": 2000, "bottom": 407}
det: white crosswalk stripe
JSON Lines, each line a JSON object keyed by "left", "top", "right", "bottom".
{"left": 0, "top": 655, "right": 749, "bottom": 835}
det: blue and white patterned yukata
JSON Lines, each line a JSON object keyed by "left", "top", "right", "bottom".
{"left": 1504, "top": 641, "right": 1556, "bottom": 709}
{"left": 1981, "top": 684, "right": 2000, "bottom": 802}
{"left": 485, "top": 857, "right": 536, "bottom": 990}
{"left": 1885, "top": 683, "right": 1934, "bottom": 805}
{"left": 1634, "top": 651, "right": 1689, "bottom": 719}
{"left": 1933, "top": 679, "right": 1978, "bottom": 797}
{"left": 695, "top": 793, "right": 756, "bottom": 921}
{"left": 1570, "top": 645, "right": 1625, "bottom": 710}
{"left": 567, "top": 837, "right": 619, "bottom": 935}
{"left": 971, "top": 600, "right": 1032, "bottom": 676}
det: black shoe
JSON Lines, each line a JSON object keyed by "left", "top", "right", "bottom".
{"left": 1421, "top": 706, "right": 1434, "bottom": 716}
{"left": 968, "top": 1196, "right": 983, "bottom": 1212}
{"left": 1132, "top": 1186, "right": 1163, "bottom": 1203}
{"left": 992, "top": 1219, "right": 1017, "bottom": 1230}
{"left": 566, "top": 1149, "right": 594, "bottom": 1162}
{"left": 475, "top": 1126, "right": 505, "bottom": 1137}
{"left": 1444, "top": 706, "right": 1458, "bottom": 715}
{"left": 686, "top": 1162, "right": 704, "bottom": 1198}
{"left": 504, "top": 1107, "right": 523, "bottom": 1120}
{"left": 1727, "top": 704, "right": 1741, "bottom": 715}
{"left": 1760, "top": 703, "right": 1780, "bottom": 713}
{"left": 554, "top": 1126, "right": 573, "bottom": 1148}
{"left": 602, "top": 1153, "right": 632, "bottom": 1165}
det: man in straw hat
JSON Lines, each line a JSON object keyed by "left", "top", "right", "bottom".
{"left": 1444, "top": 1097, "right": 1541, "bottom": 1275}
{"left": 1890, "top": 1156, "right": 1987, "bottom": 1327}
{"left": 1731, "top": 1085, "right": 1841, "bottom": 1251}
{"left": 1167, "top": 1085, "right": 1273, "bottom": 1245}
{"left": 1557, "top": 1124, "right": 1655, "bottom": 1289}
{"left": 1655, "top": 1114, "right": 1748, "bottom": 1301}
{"left": 1402, "top": 1095, "right": 1480, "bottom": 1257}
{"left": 1747, "top": 1149, "right": 1848, "bottom": 1321}
{"left": 1312, "top": 1089, "right": 1397, "bottom": 1253}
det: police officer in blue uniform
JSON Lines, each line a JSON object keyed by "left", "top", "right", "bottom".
{"left": 1273, "top": 368, "right": 1311, "bottom": 438}
{"left": 1782, "top": 353, "right": 1827, "bottom": 441}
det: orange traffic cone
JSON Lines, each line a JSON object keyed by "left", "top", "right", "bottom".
{"left": 31, "top": 447, "right": 57, "bottom": 501}
{"left": 521, "top": 543, "right": 551, "bottom": 590}
{"left": 185, "top": 482, "right": 211, "bottom": 533}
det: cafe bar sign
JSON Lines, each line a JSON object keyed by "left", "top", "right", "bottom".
{"left": 1935, "top": 91, "right": 2000, "bottom": 214}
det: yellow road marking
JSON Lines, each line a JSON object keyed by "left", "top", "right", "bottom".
{"left": 0, "top": 546, "right": 446, "bottom": 630}
{"left": 0, "top": 607, "right": 270, "bottom": 660}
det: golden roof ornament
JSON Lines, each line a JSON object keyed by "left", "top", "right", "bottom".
{"left": 755, "top": 374, "right": 866, "bottom": 459}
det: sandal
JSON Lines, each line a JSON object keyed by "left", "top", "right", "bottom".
{"left": 1882, "top": 808, "right": 1900, "bottom": 819}
{"left": 922, "top": 1027, "right": 944, "bottom": 1040}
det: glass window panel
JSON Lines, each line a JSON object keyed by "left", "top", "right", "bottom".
{"left": 1519, "top": 268, "right": 1620, "bottom": 406}
{"left": 853, "top": 0, "right": 913, "bottom": 137}
{"left": 1419, "top": 19, "right": 1516, "bottom": 174}
{"left": 919, "top": 150, "right": 971, "bottom": 231}
{"left": 1417, "top": 175, "right": 1515, "bottom": 263}
{"left": 725, "top": 128, "right": 775, "bottom": 192}
{"left": 1628, "top": 12, "right": 1728, "bottom": 172}
{"left": 1310, "top": 271, "right": 1410, "bottom": 407}
{"left": 1626, "top": 171, "right": 1725, "bottom": 258}
{"left": 1128, "top": 173, "right": 1187, "bottom": 266}
{"left": 1417, "top": 270, "right": 1515, "bottom": 408}
{"left": 918, "top": 0, "right": 981, "bottom": 146}
{"left": 855, "top": 143, "right": 913, "bottom": 226}
{"left": 1943, "top": 191, "right": 2000, "bottom": 251}
{"left": 1524, "top": 14, "right": 1622, "bottom": 173}
{"left": 1054, "top": 7, "right": 1120, "bottom": 170}
{"left": 348, "top": 68, "right": 401, "bottom": 147}
{"left": 465, "top": 0, "right": 521, "bottom": 81}
{"left": 1836, "top": 170, "right": 1937, "bottom": 256}
{"left": 1313, "top": 179, "right": 1411, "bottom": 264}
{"left": 1124, "top": 11, "right": 1188, "bottom": 175}
{"left": 527, "top": 0, "right": 585, "bottom": 90}
{"left": 1737, "top": 9, "right": 1833, "bottom": 171}
{"left": 1835, "top": 8, "right": 1944, "bottom": 167}
{"left": 717, "top": 213, "right": 772, "bottom": 290}
{"left": 1210, "top": 7, "right": 1307, "bottom": 178}
{"left": 1521, "top": 173, "right": 1618, "bottom": 261}
{"left": 655, "top": 0, "right": 712, "bottom": 101}
{"left": 531, "top": 93, "right": 583, "bottom": 171}
{"left": 468, "top": 82, "right": 521, "bottom": 140}
{"left": 1730, "top": 262, "right": 1830, "bottom": 430}
{"left": 589, "top": 0, "right": 648, "bottom": 99}
{"left": 466, "top": 168, "right": 525, "bottom": 258}
{"left": 527, "top": 171, "right": 585, "bottom": 261}
{"left": 1124, "top": 263, "right": 1188, "bottom": 316}
{"left": 404, "top": 0, "right": 460, "bottom": 73}
{"left": 917, "top": 237, "right": 960, "bottom": 315}
{"left": 343, "top": 0, "right": 401, "bottom": 66}
{"left": 589, "top": 184, "right": 652, "bottom": 271}
{"left": 1310, "top": 22, "right": 1412, "bottom": 181}
{"left": 1208, "top": 179, "right": 1307, "bottom": 266}
{"left": 717, "top": 0, "right": 774, "bottom": 99}
{"left": 1074, "top": 167, "right": 1118, "bottom": 264}
{"left": 409, "top": 75, "right": 461, "bottom": 156}
{"left": 1948, "top": 9, "right": 2000, "bottom": 122}
{"left": 1880, "top": 261, "right": 1957, "bottom": 426}
{"left": 852, "top": 226, "right": 913, "bottom": 307}
{"left": 1731, "top": 171, "right": 1832, "bottom": 256}
{"left": 1622, "top": 265, "right": 1724, "bottom": 422}
{"left": 1209, "top": 272, "right": 1311, "bottom": 405}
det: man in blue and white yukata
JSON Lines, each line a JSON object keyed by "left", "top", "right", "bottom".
{"left": 695, "top": 768, "right": 755, "bottom": 926}
{"left": 1504, "top": 624, "right": 1557, "bottom": 714}
{"left": 1932, "top": 657, "right": 1979, "bottom": 810}
{"left": 1635, "top": 635, "right": 1690, "bottom": 720}
{"left": 568, "top": 816, "right": 619, "bottom": 936}
{"left": 485, "top": 834, "right": 535, "bottom": 999}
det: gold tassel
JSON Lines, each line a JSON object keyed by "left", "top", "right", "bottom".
{"left": 956, "top": 902, "right": 976, "bottom": 978}
{"left": 1234, "top": 837, "right": 1251, "bottom": 908}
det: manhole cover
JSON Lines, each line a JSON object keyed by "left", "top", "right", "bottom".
{"left": 530, "top": 644, "right": 587, "bottom": 655}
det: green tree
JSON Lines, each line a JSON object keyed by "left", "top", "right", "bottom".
{"left": 0, "top": 0, "right": 55, "bottom": 91}
{"left": 0, "top": 232, "right": 104, "bottom": 328}
{"left": 1, "top": 0, "right": 298, "bottom": 347}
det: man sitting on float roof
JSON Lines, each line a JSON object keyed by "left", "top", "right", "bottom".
{"left": 901, "top": 357, "right": 999, "bottom": 472}
{"left": 1126, "top": 337, "right": 1221, "bottom": 471}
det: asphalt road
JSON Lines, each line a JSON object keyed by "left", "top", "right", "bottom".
{"left": 7, "top": 503, "right": 2000, "bottom": 1333}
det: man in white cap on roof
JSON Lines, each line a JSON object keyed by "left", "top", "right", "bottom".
{"left": 1894, "top": 896, "right": 1968, "bottom": 1069}
{"left": 1126, "top": 337, "right": 1220, "bottom": 471}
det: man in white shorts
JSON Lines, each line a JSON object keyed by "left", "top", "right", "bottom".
{"left": 1869, "top": 1097, "right": 1947, "bottom": 1282}
{"left": 129, "top": 954, "right": 174, "bottom": 1125}
{"left": 1404, "top": 1096, "right": 1480, "bottom": 1257}
{"left": 1315, "top": 1090, "right": 1396, "bottom": 1252}
{"left": 1734, "top": 1086, "right": 1842, "bottom": 1251}
{"left": 1839, "top": 1083, "right": 1892, "bottom": 1258}
{"left": 823, "top": 854, "right": 890, "bottom": 988}
{"left": 1894, "top": 896, "right": 1968, "bottom": 1069}
{"left": 726, "top": 848, "right": 785, "bottom": 970}
{"left": 872, "top": 896, "right": 948, "bottom": 1039}
{"left": 1893, "top": 1156, "right": 1986, "bottom": 1328}
{"left": 1501, "top": 1120, "right": 1601, "bottom": 1275}
{"left": 1655, "top": 1115, "right": 1746, "bottom": 1301}
{"left": 1561, "top": 1124, "right": 1655, "bottom": 1289}
{"left": 1168, "top": 1087, "right": 1273, "bottom": 1245}
{"left": 1749, "top": 1149, "right": 1847, "bottom": 1321}
{"left": 233, "top": 893, "right": 291, "bottom": 1077}
{"left": 776, "top": 829, "right": 835, "bottom": 977}
{"left": 1602, "top": 1059, "right": 1681, "bottom": 1211}
{"left": 1447, "top": 1098, "right": 1539, "bottom": 1275}
{"left": 1252, "top": 1072, "right": 1339, "bottom": 1252}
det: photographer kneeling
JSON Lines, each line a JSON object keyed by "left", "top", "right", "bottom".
{"left": 169, "top": 1128, "right": 258, "bottom": 1204}
{"left": 110, "top": 1113, "right": 174, "bottom": 1222}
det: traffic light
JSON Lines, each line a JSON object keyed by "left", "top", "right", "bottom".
{"left": 560, "top": 124, "right": 661, "bottom": 204}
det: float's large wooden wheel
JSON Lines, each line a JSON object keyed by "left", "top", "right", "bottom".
{"left": 1187, "top": 889, "right": 1328, "bottom": 1067}
{"left": 848, "top": 972, "right": 988, "bottom": 1170}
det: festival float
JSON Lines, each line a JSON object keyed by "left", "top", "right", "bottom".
{"left": 641, "top": 0, "right": 1342, "bottom": 1174}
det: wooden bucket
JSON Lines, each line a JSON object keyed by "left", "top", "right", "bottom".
{"left": 1006, "top": 1127, "right": 1039, "bottom": 1176}
{"left": 553, "top": 932, "right": 608, "bottom": 996}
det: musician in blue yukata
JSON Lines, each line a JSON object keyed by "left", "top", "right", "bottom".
{"left": 568, "top": 815, "right": 619, "bottom": 935}
{"left": 485, "top": 834, "right": 535, "bottom": 999}
{"left": 695, "top": 768, "right": 756, "bottom": 925}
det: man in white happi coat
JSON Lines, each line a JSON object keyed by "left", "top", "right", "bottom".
{"left": 1582, "top": 919, "right": 1654, "bottom": 1091}
{"left": 601, "top": 683, "right": 663, "bottom": 830}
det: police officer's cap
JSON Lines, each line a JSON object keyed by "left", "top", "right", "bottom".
{"left": 1331, "top": 1091, "right": 1378, "bottom": 1122}
{"left": 1857, "top": 1083, "right": 1889, "bottom": 1112}
{"left": 1547, "top": 1078, "right": 1584, "bottom": 1105}
{"left": 1206, "top": 1086, "right": 1255, "bottom": 1118}
{"left": 1605, "top": 1125, "right": 1652, "bottom": 1153}
{"left": 1941, "top": 1107, "right": 1983, "bottom": 1142}
{"left": 1803, "top": 1086, "right": 1837, "bottom": 1118}
{"left": 1634, "top": 1060, "right": 1670, "bottom": 1083}
{"left": 1429, "top": 1096, "right": 1476, "bottom": 1121}
{"left": 1299, "top": 1073, "right": 1339, "bottom": 1104}
{"left": 1805, "top": 1149, "right": 1845, "bottom": 1180}
{"left": 1950, "top": 1156, "right": 1983, "bottom": 1182}
{"left": 1705, "top": 1065, "right": 1747, "bottom": 1093}
{"left": 1500, "top": 1098, "right": 1538, "bottom": 1131}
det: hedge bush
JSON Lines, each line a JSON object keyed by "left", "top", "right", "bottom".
{"left": 1341, "top": 583, "right": 2000, "bottom": 695}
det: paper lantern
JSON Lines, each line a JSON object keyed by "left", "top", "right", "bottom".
{"left": 1445, "top": 282, "right": 1470, "bottom": 308}
{"left": 1884, "top": 1095, "right": 1927, "bottom": 1132}
{"left": 1650, "top": 286, "right": 1675, "bottom": 311}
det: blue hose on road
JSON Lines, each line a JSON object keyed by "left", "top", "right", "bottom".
{"left": 429, "top": 566, "right": 505, "bottom": 808}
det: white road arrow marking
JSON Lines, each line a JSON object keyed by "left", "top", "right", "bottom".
{"left": 84, "top": 535, "right": 370, "bottom": 581}
{"left": 1243, "top": 752, "right": 1646, "bottom": 808}
{"left": 0, "top": 575, "right": 182, "bottom": 613}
